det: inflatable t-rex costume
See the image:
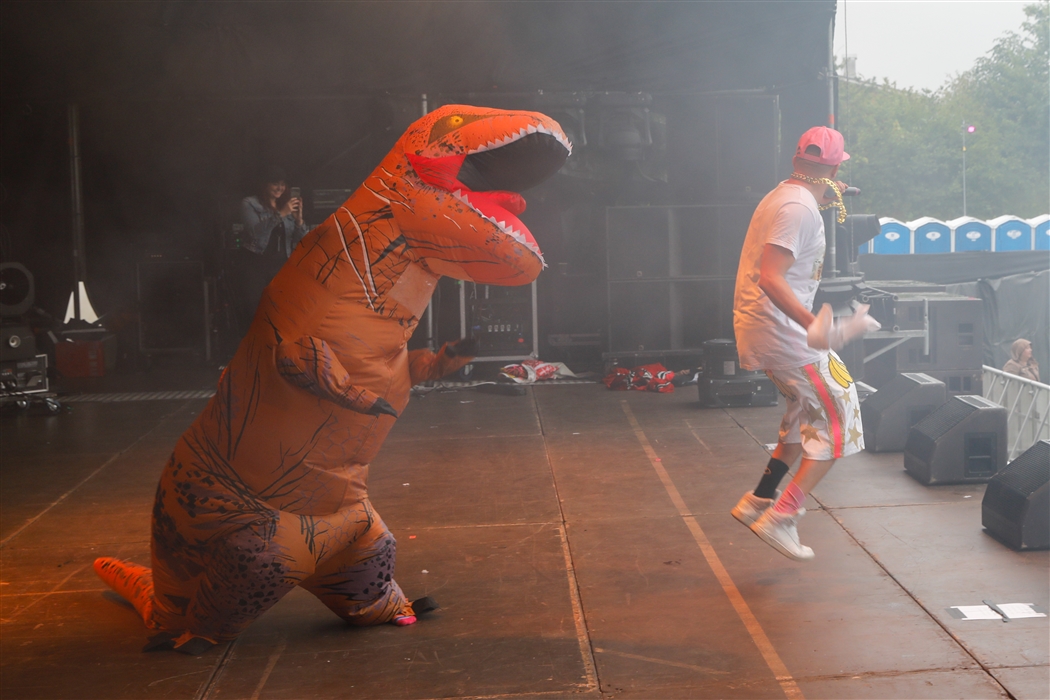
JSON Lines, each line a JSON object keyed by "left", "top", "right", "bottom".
{"left": 95, "top": 105, "right": 570, "bottom": 653}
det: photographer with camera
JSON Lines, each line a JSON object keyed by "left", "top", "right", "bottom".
{"left": 228, "top": 166, "right": 309, "bottom": 338}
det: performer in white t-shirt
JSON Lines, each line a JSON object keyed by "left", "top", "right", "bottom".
{"left": 730, "top": 126, "right": 879, "bottom": 561}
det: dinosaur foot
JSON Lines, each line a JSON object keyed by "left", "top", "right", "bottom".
{"left": 392, "top": 596, "right": 440, "bottom": 627}
{"left": 93, "top": 557, "right": 156, "bottom": 627}
{"left": 143, "top": 630, "right": 217, "bottom": 655}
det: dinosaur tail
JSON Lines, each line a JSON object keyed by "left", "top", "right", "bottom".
{"left": 93, "top": 557, "right": 156, "bottom": 629}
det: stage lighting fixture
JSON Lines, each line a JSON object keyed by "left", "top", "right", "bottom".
{"left": 596, "top": 93, "right": 653, "bottom": 161}
{"left": 535, "top": 93, "right": 587, "bottom": 149}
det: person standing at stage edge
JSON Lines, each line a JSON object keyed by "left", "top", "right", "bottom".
{"left": 229, "top": 166, "right": 309, "bottom": 338}
{"left": 729, "top": 126, "right": 880, "bottom": 560}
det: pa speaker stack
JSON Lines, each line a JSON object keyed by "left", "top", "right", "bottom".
{"left": 903, "top": 395, "right": 1007, "bottom": 485}
{"left": 982, "top": 440, "right": 1049, "bottom": 550}
{"left": 0, "top": 263, "right": 47, "bottom": 395}
{"left": 861, "top": 373, "right": 947, "bottom": 452}
{"left": 697, "top": 339, "right": 777, "bottom": 408}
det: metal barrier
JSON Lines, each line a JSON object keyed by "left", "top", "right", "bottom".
{"left": 983, "top": 365, "right": 1050, "bottom": 460}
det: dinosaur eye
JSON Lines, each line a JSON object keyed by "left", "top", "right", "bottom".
{"left": 427, "top": 112, "right": 486, "bottom": 143}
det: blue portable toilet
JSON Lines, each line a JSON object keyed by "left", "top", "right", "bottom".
{"left": 948, "top": 216, "right": 992, "bottom": 252}
{"left": 988, "top": 215, "right": 1033, "bottom": 251}
{"left": 1029, "top": 215, "right": 1049, "bottom": 251}
{"left": 910, "top": 217, "right": 951, "bottom": 254}
{"left": 873, "top": 218, "right": 911, "bottom": 254}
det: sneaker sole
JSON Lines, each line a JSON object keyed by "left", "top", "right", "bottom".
{"left": 749, "top": 522, "right": 815, "bottom": 561}
{"left": 731, "top": 507, "right": 761, "bottom": 527}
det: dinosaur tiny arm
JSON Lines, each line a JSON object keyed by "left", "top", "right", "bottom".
{"left": 408, "top": 338, "right": 477, "bottom": 385}
{"left": 276, "top": 336, "right": 397, "bottom": 417}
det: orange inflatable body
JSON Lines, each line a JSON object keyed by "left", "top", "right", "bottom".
{"left": 95, "top": 106, "right": 570, "bottom": 652}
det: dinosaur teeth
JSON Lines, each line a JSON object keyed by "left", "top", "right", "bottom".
{"left": 450, "top": 186, "right": 545, "bottom": 264}
{"left": 466, "top": 122, "right": 572, "bottom": 156}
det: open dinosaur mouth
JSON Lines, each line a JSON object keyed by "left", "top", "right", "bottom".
{"left": 454, "top": 132, "right": 569, "bottom": 260}
{"left": 458, "top": 131, "right": 571, "bottom": 193}
{"left": 409, "top": 129, "right": 570, "bottom": 264}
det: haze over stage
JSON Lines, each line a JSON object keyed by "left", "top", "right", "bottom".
{"left": 2, "top": 376, "right": 1046, "bottom": 699}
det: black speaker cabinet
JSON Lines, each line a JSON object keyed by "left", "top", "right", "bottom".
{"left": 1, "top": 323, "right": 37, "bottom": 362}
{"left": 862, "top": 293, "right": 984, "bottom": 390}
{"left": 605, "top": 205, "right": 750, "bottom": 354}
{"left": 904, "top": 395, "right": 1008, "bottom": 485}
{"left": 922, "top": 369, "right": 983, "bottom": 397}
{"left": 982, "top": 441, "right": 1049, "bottom": 550}
{"left": 894, "top": 294, "right": 983, "bottom": 372}
{"left": 701, "top": 339, "right": 761, "bottom": 379}
{"left": 862, "top": 373, "right": 947, "bottom": 453}
{"left": 699, "top": 376, "right": 778, "bottom": 408}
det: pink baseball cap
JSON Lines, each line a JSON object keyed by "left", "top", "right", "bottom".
{"left": 795, "top": 126, "right": 849, "bottom": 165}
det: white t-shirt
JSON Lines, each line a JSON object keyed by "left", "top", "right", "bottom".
{"left": 733, "top": 181, "right": 826, "bottom": 371}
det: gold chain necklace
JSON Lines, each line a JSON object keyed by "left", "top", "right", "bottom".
{"left": 789, "top": 172, "right": 847, "bottom": 223}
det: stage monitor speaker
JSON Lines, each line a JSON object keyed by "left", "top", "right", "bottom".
{"left": 701, "top": 339, "right": 761, "bottom": 379}
{"left": 861, "top": 372, "right": 947, "bottom": 452}
{"left": 698, "top": 376, "right": 778, "bottom": 408}
{"left": 904, "top": 395, "right": 1007, "bottom": 485}
{"left": 982, "top": 440, "right": 1049, "bottom": 550}
{"left": 1, "top": 323, "right": 37, "bottom": 362}
{"left": 0, "top": 263, "right": 34, "bottom": 318}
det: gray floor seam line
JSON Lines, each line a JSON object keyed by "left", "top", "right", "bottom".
{"left": 1, "top": 538, "right": 153, "bottom": 552}
{"left": 817, "top": 495, "right": 1017, "bottom": 699}
{"left": 416, "top": 691, "right": 600, "bottom": 700}
{"left": 531, "top": 389, "right": 601, "bottom": 695}
{"left": 786, "top": 666, "right": 1005, "bottom": 683}
{"left": 1, "top": 563, "right": 91, "bottom": 622}
{"left": 825, "top": 501, "right": 980, "bottom": 510}
{"left": 194, "top": 637, "right": 239, "bottom": 700}
{"left": 0, "top": 588, "right": 108, "bottom": 598}
{"left": 0, "top": 400, "right": 193, "bottom": 549}
{"left": 389, "top": 432, "right": 543, "bottom": 443}
{"left": 394, "top": 521, "right": 561, "bottom": 530}
{"left": 723, "top": 408, "right": 779, "bottom": 457}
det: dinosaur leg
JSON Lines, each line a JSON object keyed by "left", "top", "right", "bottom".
{"left": 141, "top": 453, "right": 314, "bottom": 647}
{"left": 298, "top": 502, "right": 415, "bottom": 626}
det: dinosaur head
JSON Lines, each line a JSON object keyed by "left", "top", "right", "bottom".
{"left": 368, "top": 104, "right": 571, "bottom": 286}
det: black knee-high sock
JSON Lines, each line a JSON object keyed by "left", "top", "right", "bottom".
{"left": 753, "top": 458, "right": 790, "bottom": 499}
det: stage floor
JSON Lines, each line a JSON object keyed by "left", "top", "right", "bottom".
{"left": 2, "top": 376, "right": 1047, "bottom": 699}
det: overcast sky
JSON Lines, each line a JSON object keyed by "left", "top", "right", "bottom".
{"left": 834, "top": 0, "right": 1033, "bottom": 92}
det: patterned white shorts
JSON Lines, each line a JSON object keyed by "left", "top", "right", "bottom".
{"left": 765, "top": 350, "right": 864, "bottom": 461}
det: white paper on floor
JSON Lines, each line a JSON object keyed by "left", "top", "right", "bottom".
{"left": 948, "top": 603, "right": 1047, "bottom": 620}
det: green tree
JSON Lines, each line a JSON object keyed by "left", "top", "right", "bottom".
{"left": 839, "top": 1, "right": 1049, "bottom": 221}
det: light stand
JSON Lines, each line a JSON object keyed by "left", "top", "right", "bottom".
{"left": 962, "top": 124, "right": 975, "bottom": 217}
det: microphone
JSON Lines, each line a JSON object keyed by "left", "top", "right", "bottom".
{"left": 826, "top": 185, "right": 861, "bottom": 198}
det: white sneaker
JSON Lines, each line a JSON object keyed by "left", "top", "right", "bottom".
{"left": 731, "top": 491, "right": 777, "bottom": 526}
{"left": 750, "top": 508, "right": 815, "bottom": 561}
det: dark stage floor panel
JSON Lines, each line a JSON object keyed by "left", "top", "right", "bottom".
{"left": 1, "top": 380, "right": 1046, "bottom": 699}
